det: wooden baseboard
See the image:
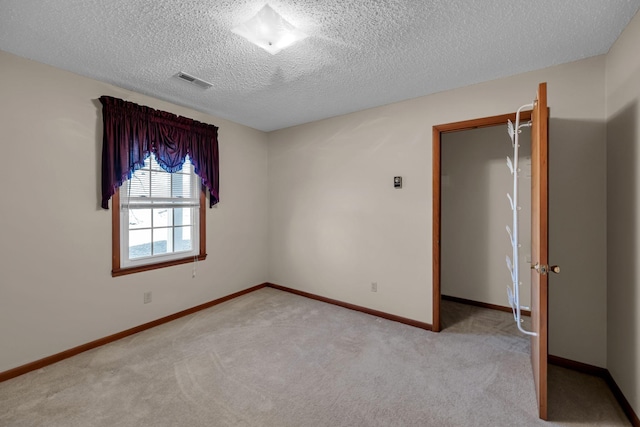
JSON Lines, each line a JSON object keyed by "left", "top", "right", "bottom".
{"left": 603, "top": 371, "right": 640, "bottom": 427}
{"left": 441, "top": 294, "right": 532, "bottom": 317}
{"left": 547, "top": 354, "right": 607, "bottom": 377}
{"left": 549, "top": 355, "right": 639, "bottom": 426}
{"left": 266, "top": 282, "right": 432, "bottom": 331}
{"left": 0, "top": 283, "right": 267, "bottom": 383}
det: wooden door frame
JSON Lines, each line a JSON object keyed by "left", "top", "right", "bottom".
{"left": 432, "top": 111, "right": 532, "bottom": 332}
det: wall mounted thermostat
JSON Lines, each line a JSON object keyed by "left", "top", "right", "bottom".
{"left": 394, "top": 176, "right": 402, "bottom": 188}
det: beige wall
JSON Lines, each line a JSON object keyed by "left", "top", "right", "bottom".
{"left": 606, "top": 10, "right": 640, "bottom": 417}
{"left": 268, "top": 55, "right": 607, "bottom": 367}
{"left": 0, "top": 39, "right": 616, "bottom": 377}
{"left": 441, "top": 125, "right": 531, "bottom": 309}
{"left": 0, "top": 51, "right": 269, "bottom": 373}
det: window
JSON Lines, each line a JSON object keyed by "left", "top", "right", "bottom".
{"left": 100, "top": 96, "right": 218, "bottom": 276}
{"left": 111, "top": 154, "right": 206, "bottom": 276}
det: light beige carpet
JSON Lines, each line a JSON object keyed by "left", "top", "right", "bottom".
{"left": 0, "top": 288, "right": 630, "bottom": 426}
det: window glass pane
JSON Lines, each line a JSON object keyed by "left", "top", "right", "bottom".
{"left": 153, "top": 228, "right": 172, "bottom": 254}
{"left": 129, "top": 229, "right": 152, "bottom": 258}
{"left": 175, "top": 226, "right": 193, "bottom": 252}
{"left": 129, "top": 209, "right": 151, "bottom": 230}
{"left": 128, "top": 170, "right": 150, "bottom": 198}
{"left": 174, "top": 207, "right": 193, "bottom": 226}
{"left": 150, "top": 171, "right": 171, "bottom": 197}
{"left": 153, "top": 208, "right": 172, "bottom": 228}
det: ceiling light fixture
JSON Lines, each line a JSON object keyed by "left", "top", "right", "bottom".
{"left": 231, "top": 4, "right": 307, "bottom": 55}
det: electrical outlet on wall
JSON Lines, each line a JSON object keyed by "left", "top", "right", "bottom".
{"left": 371, "top": 282, "right": 378, "bottom": 292}
{"left": 144, "top": 291, "right": 152, "bottom": 304}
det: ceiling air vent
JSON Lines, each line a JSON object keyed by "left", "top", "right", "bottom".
{"left": 175, "top": 72, "right": 213, "bottom": 89}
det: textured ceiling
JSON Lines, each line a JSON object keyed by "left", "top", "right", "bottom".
{"left": 1, "top": 1, "right": 639, "bottom": 132}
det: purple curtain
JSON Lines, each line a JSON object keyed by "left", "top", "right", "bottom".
{"left": 100, "top": 96, "right": 219, "bottom": 209}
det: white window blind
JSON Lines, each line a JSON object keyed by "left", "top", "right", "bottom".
{"left": 123, "top": 155, "right": 199, "bottom": 208}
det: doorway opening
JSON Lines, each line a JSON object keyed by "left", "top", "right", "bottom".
{"left": 432, "top": 111, "right": 532, "bottom": 332}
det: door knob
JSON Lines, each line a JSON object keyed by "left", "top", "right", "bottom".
{"left": 531, "top": 263, "right": 560, "bottom": 275}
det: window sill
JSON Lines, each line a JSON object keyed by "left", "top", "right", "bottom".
{"left": 112, "top": 254, "right": 207, "bottom": 277}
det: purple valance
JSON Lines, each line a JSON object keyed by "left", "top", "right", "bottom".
{"left": 99, "top": 96, "right": 219, "bottom": 209}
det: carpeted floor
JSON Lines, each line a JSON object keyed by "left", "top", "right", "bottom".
{"left": 441, "top": 299, "right": 630, "bottom": 425}
{"left": 0, "top": 288, "right": 630, "bottom": 426}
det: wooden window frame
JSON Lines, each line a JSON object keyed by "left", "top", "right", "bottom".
{"left": 111, "top": 186, "right": 207, "bottom": 277}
